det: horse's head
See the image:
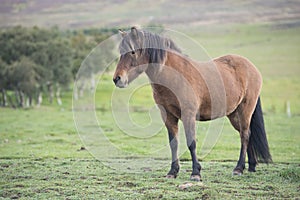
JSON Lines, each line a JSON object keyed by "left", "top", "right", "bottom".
{"left": 113, "top": 27, "right": 149, "bottom": 88}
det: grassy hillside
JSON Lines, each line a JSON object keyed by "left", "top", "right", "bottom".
{"left": 1, "top": 0, "right": 300, "bottom": 29}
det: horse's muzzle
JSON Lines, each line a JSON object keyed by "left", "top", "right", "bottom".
{"left": 113, "top": 76, "right": 128, "bottom": 88}
{"left": 113, "top": 76, "right": 121, "bottom": 85}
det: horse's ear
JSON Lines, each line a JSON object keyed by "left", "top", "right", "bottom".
{"left": 118, "top": 29, "right": 127, "bottom": 37}
{"left": 131, "top": 26, "right": 138, "bottom": 37}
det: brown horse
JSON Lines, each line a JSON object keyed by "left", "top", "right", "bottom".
{"left": 113, "top": 27, "right": 272, "bottom": 181}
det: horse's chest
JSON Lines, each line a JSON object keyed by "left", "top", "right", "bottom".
{"left": 152, "top": 91, "right": 179, "bottom": 107}
{"left": 152, "top": 87, "right": 181, "bottom": 117}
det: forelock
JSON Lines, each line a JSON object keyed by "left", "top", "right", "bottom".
{"left": 119, "top": 29, "right": 144, "bottom": 55}
{"left": 118, "top": 28, "right": 181, "bottom": 56}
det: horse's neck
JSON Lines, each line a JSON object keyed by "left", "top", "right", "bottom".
{"left": 145, "top": 52, "right": 184, "bottom": 93}
{"left": 145, "top": 64, "right": 162, "bottom": 83}
{"left": 145, "top": 51, "right": 180, "bottom": 82}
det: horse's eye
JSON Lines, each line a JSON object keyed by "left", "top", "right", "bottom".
{"left": 131, "top": 51, "right": 135, "bottom": 55}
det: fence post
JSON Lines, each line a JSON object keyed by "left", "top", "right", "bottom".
{"left": 286, "top": 100, "right": 291, "bottom": 118}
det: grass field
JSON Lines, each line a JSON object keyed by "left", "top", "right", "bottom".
{"left": 1, "top": 22, "right": 300, "bottom": 199}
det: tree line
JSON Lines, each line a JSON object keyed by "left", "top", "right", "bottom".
{"left": 0, "top": 26, "right": 117, "bottom": 108}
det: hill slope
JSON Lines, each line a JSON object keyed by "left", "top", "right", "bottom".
{"left": 0, "top": 0, "right": 300, "bottom": 29}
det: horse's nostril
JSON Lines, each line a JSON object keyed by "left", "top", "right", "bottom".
{"left": 113, "top": 76, "right": 121, "bottom": 84}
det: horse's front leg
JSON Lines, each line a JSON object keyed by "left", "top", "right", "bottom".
{"left": 165, "top": 113, "right": 180, "bottom": 178}
{"left": 182, "top": 116, "right": 202, "bottom": 181}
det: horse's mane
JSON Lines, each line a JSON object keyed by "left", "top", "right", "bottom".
{"left": 120, "top": 28, "right": 182, "bottom": 64}
{"left": 142, "top": 30, "right": 181, "bottom": 64}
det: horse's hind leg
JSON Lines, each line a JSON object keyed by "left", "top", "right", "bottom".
{"left": 247, "top": 142, "right": 257, "bottom": 172}
{"left": 165, "top": 112, "right": 180, "bottom": 178}
{"left": 182, "top": 115, "right": 201, "bottom": 181}
{"left": 228, "top": 107, "right": 251, "bottom": 175}
{"left": 234, "top": 129, "right": 250, "bottom": 175}
{"left": 228, "top": 97, "right": 258, "bottom": 175}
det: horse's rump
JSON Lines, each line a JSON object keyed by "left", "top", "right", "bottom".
{"left": 212, "top": 54, "right": 262, "bottom": 117}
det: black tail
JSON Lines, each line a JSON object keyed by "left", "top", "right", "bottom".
{"left": 249, "top": 97, "right": 272, "bottom": 163}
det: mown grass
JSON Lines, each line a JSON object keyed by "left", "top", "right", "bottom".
{"left": 1, "top": 23, "right": 300, "bottom": 199}
{"left": 0, "top": 107, "right": 90, "bottom": 159}
{"left": 0, "top": 158, "right": 299, "bottom": 199}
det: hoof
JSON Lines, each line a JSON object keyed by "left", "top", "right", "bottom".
{"left": 232, "top": 169, "right": 243, "bottom": 176}
{"left": 190, "top": 175, "right": 201, "bottom": 182}
{"left": 166, "top": 174, "right": 176, "bottom": 179}
{"left": 248, "top": 168, "right": 256, "bottom": 172}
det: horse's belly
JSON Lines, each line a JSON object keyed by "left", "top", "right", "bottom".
{"left": 196, "top": 109, "right": 225, "bottom": 121}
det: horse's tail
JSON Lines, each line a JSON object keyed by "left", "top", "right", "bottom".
{"left": 249, "top": 96, "right": 272, "bottom": 163}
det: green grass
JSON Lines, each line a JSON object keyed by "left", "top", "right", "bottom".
{"left": 0, "top": 107, "right": 90, "bottom": 159}
{"left": 188, "top": 23, "right": 300, "bottom": 78}
{"left": 1, "top": 23, "right": 300, "bottom": 199}
{"left": 0, "top": 159, "right": 299, "bottom": 199}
